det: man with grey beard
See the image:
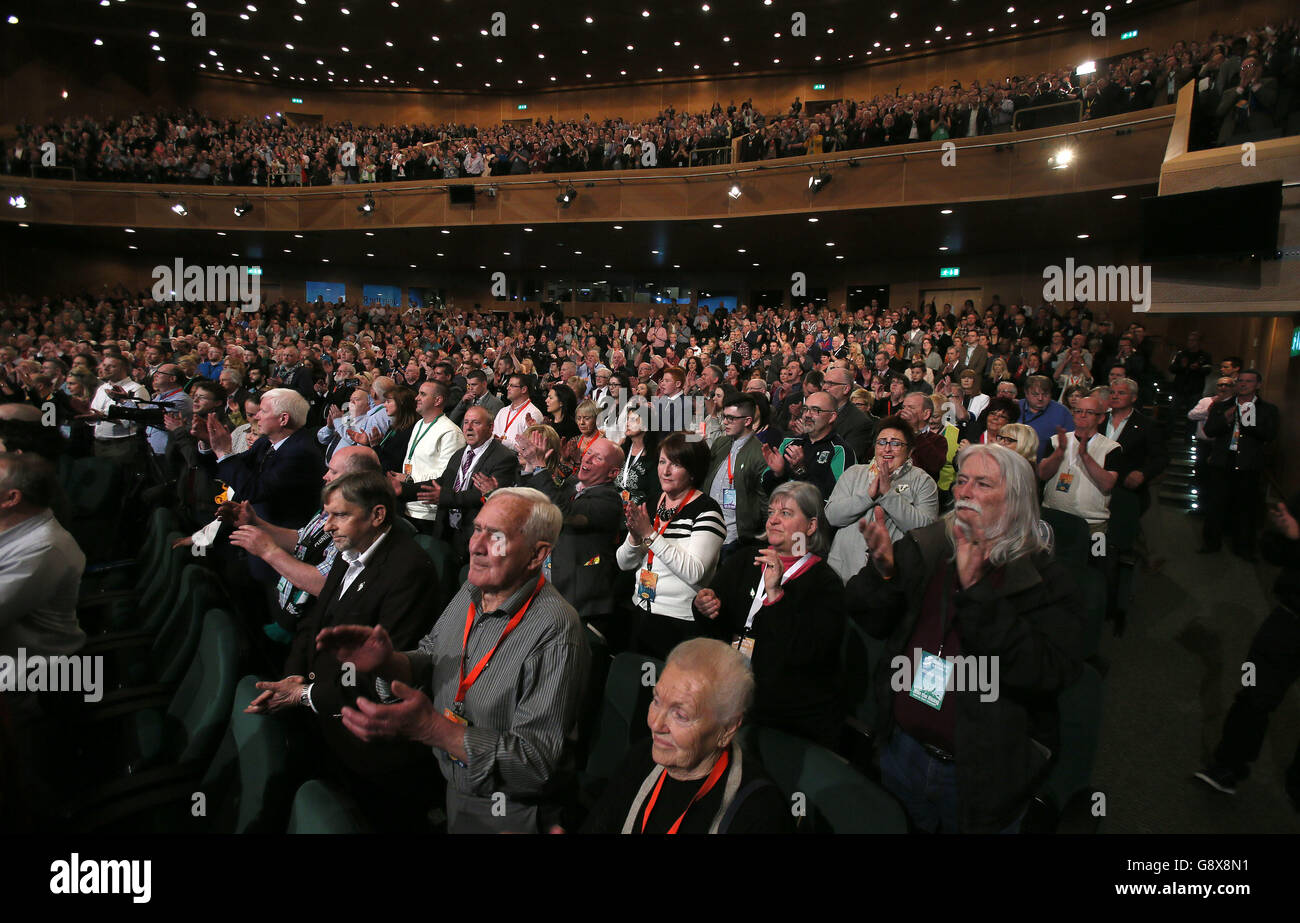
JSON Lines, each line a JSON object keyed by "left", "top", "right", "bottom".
{"left": 848, "top": 443, "right": 1084, "bottom": 833}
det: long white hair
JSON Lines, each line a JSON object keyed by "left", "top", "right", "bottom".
{"left": 944, "top": 444, "right": 1052, "bottom": 566}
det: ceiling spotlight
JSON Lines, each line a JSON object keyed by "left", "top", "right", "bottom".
{"left": 357, "top": 193, "right": 376, "bottom": 214}
{"left": 233, "top": 199, "right": 253, "bottom": 218}
{"left": 728, "top": 184, "right": 742, "bottom": 199}
{"left": 808, "top": 167, "right": 832, "bottom": 194}
{"left": 7, "top": 194, "right": 26, "bottom": 209}
{"left": 1111, "top": 193, "right": 1127, "bottom": 200}
{"left": 557, "top": 185, "right": 578, "bottom": 207}
{"left": 170, "top": 202, "right": 188, "bottom": 216}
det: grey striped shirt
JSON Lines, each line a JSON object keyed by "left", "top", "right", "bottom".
{"left": 404, "top": 575, "right": 590, "bottom": 802}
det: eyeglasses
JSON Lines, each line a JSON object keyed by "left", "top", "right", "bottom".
{"left": 721, "top": 413, "right": 751, "bottom": 422}
{"left": 804, "top": 407, "right": 834, "bottom": 415}
{"left": 876, "top": 438, "right": 907, "bottom": 448}
{"left": 994, "top": 434, "right": 1017, "bottom": 446}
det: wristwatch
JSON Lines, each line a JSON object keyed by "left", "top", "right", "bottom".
{"left": 299, "top": 683, "right": 315, "bottom": 711}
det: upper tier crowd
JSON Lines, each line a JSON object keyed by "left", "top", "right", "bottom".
{"left": 7, "top": 20, "right": 1296, "bottom": 185}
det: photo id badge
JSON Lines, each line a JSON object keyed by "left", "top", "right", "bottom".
{"left": 403, "top": 462, "right": 413, "bottom": 477}
{"left": 722, "top": 488, "right": 737, "bottom": 510}
{"left": 637, "top": 569, "right": 658, "bottom": 603}
{"left": 735, "top": 635, "right": 756, "bottom": 660}
{"left": 1055, "top": 472, "right": 1074, "bottom": 493}
{"left": 909, "top": 650, "right": 953, "bottom": 711}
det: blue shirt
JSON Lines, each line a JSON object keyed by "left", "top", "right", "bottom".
{"left": 1018, "top": 398, "right": 1074, "bottom": 461}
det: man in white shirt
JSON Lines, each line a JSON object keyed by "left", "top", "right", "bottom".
{"left": 492, "top": 373, "right": 542, "bottom": 452}
{"left": 390, "top": 381, "right": 465, "bottom": 533}
{"left": 85, "top": 355, "right": 150, "bottom": 459}
{"left": 1038, "top": 395, "right": 1122, "bottom": 532}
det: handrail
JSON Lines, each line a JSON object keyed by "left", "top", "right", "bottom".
{"left": 1013, "top": 99, "right": 1084, "bottom": 132}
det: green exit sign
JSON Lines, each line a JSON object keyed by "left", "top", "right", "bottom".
{"left": 247, "top": 267, "right": 262, "bottom": 276}
{"left": 940, "top": 267, "right": 961, "bottom": 278}
{"left": 1292, "top": 325, "right": 1300, "bottom": 357}
{"left": 813, "top": 83, "right": 826, "bottom": 91}
{"left": 1121, "top": 30, "right": 1138, "bottom": 40}
{"left": 290, "top": 97, "right": 303, "bottom": 104}
{"left": 517, "top": 104, "right": 528, "bottom": 110}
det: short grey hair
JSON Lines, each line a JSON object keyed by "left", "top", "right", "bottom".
{"left": 0, "top": 451, "right": 56, "bottom": 509}
{"left": 261, "top": 387, "right": 309, "bottom": 429}
{"left": 946, "top": 443, "right": 1052, "bottom": 566}
{"left": 1113, "top": 376, "right": 1139, "bottom": 395}
{"left": 768, "top": 480, "right": 830, "bottom": 555}
{"left": 488, "top": 486, "right": 562, "bottom": 547}
{"left": 665, "top": 638, "right": 755, "bottom": 727}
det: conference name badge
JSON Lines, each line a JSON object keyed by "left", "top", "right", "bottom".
{"left": 909, "top": 650, "right": 952, "bottom": 711}
{"left": 1055, "top": 472, "right": 1074, "bottom": 493}
{"left": 735, "top": 636, "right": 756, "bottom": 660}
{"left": 637, "top": 569, "right": 658, "bottom": 603}
{"left": 722, "top": 488, "right": 737, "bottom": 510}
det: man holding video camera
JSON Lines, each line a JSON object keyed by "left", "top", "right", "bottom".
{"left": 82, "top": 354, "right": 150, "bottom": 460}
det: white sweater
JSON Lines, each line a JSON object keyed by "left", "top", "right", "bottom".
{"left": 616, "top": 493, "right": 726, "bottom": 621}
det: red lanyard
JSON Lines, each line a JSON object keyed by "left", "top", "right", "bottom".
{"left": 578, "top": 433, "right": 599, "bottom": 457}
{"left": 641, "top": 749, "right": 730, "bottom": 834}
{"left": 499, "top": 402, "right": 529, "bottom": 438}
{"left": 456, "top": 575, "right": 544, "bottom": 704}
{"left": 725, "top": 452, "right": 734, "bottom": 487}
{"left": 646, "top": 489, "right": 699, "bottom": 569}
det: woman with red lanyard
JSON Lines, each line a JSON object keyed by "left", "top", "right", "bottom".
{"left": 560, "top": 399, "right": 603, "bottom": 477}
{"left": 616, "top": 433, "right": 725, "bottom": 659}
{"left": 693, "top": 480, "right": 846, "bottom": 749}
{"left": 579, "top": 638, "right": 792, "bottom": 834}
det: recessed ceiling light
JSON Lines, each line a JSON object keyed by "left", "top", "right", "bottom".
{"left": 835, "top": 255, "right": 844, "bottom": 260}
{"left": 149, "top": 30, "right": 159, "bottom": 38}
{"left": 441, "top": 229, "right": 450, "bottom": 234}
{"left": 531, "top": 22, "right": 539, "bottom": 29}
{"left": 723, "top": 36, "right": 730, "bottom": 42}
{"left": 890, "top": 11, "right": 898, "bottom": 18}
{"left": 525, "top": 227, "right": 534, "bottom": 231}
{"left": 940, "top": 208, "right": 953, "bottom": 215}
{"left": 825, "top": 242, "right": 835, "bottom": 247}
{"left": 939, "top": 246, "right": 949, "bottom": 251}
{"left": 365, "top": 231, "right": 374, "bottom": 236}
{"left": 651, "top": 250, "right": 659, "bottom": 254}
{"left": 216, "top": 231, "right": 226, "bottom": 236}
{"left": 712, "top": 223, "right": 722, "bottom": 228}
{"left": 93, "top": 38, "right": 103, "bottom": 45}
{"left": 367, "top": 252, "right": 374, "bottom": 257}
{"left": 1111, "top": 193, "right": 1127, "bottom": 200}
{"left": 585, "top": 16, "right": 593, "bottom": 23}
{"left": 808, "top": 217, "right": 818, "bottom": 222}
{"left": 737, "top": 248, "right": 746, "bottom": 253}
{"left": 1077, "top": 233, "right": 1090, "bottom": 239}
{"left": 431, "top": 35, "right": 439, "bottom": 41}
{"left": 642, "top": 10, "right": 650, "bottom": 17}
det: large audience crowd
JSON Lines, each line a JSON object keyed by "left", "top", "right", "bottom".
{"left": 7, "top": 20, "right": 1295, "bottom": 185}
{"left": 2, "top": 283, "right": 1295, "bottom": 833}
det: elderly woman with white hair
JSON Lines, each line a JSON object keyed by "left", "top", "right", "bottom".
{"left": 849, "top": 443, "right": 1084, "bottom": 834}
{"left": 581, "top": 638, "right": 792, "bottom": 834}
{"left": 692, "top": 480, "right": 846, "bottom": 749}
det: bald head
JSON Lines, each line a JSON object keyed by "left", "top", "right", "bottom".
{"left": 0, "top": 404, "right": 42, "bottom": 423}
{"left": 577, "top": 437, "right": 624, "bottom": 487}
{"left": 325, "top": 445, "right": 381, "bottom": 482}
{"left": 802, "top": 390, "right": 837, "bottom": 440}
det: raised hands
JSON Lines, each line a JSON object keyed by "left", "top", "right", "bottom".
{"left": 859, "top": 506, "right": 895, "bottom": 578}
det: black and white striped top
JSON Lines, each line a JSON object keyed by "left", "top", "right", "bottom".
{"left": 616, "top": 492, "right": 726, "bottom": 621}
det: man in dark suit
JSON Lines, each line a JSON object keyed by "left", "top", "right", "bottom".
{"left": 823, "top": 365, "right": 875, "bottom": 462}
{"left": 208, "top": 387, "right": 325, "bottom": 534}
{"left": 1202, "top": 369, "right": 1281, "bottom": 560}
{"left": 517, "top": 432, "right": 624, "bottom": 637}
{"left": 245, "top": 470, "right": 441, "bottom": 829}
{"left": 447, "top": 369, "right": 503, "bottom": 427}
{"left": 272, "top": 345, "right": 316, "bottom": 400}
{"left": 704, "top": 394, "right": 770, "bottom": 563}
{"left": 1105, "top": 377, "right": 1167, "bottom": 514}
{"left": 955, "top": 329, "right": 989, "bottom": 389}
{"left": 415, "top": 405, "right": 518, "bottom": 565}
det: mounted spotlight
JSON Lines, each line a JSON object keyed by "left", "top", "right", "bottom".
{"left": 808, "top": 167, "right": 832, "bottom": 194}
{"left": 1049, "top": 148, "right": 1074, "bottom": 169}
{"left": 233, "top": 199, "right": 253, "bottom": 218}
{"left": 357, "top": 193, "right": 376, "bottom": 214}
{"left": 556, "top": 185, "right": 578, "bottom": 207}
{"left": 727, "top": 184, "right": 742, "bottom": 199}
{"left": 170, "top": 202, "right": 188, "bottom": 216}
{"left": 7, "top": 194, "right": 27, "bottom": 209}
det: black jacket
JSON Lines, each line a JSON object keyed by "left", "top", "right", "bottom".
{"left": 430, "top": 439, "right": 519, "bottom": 562}
{"left": 1107, "top": 409, "right": 1167, "bottom": 510}
{"left": 1264, "top": 491, "right": 1300, "bottom": 614}
{"left": 285, "top": 526, "right": 441, "bottom": 776}
{"left": 694, "top": 555, "right": 845, "bottom": 749}
{"left": 216, "top": 427, "right": 325, "bottom": 530}
{"left": 847, "top": 522, "right": 1083, "bottom": 833}
{"left": 1204, "top": 396, "right": 1280, "bottom": 471}
{"left": 524, "top": 471, "right": 623, "bottom": 619}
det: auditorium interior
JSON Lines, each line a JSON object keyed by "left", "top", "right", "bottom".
{"left": 1, "top": 0, "right": 1298, "bottom": 840}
